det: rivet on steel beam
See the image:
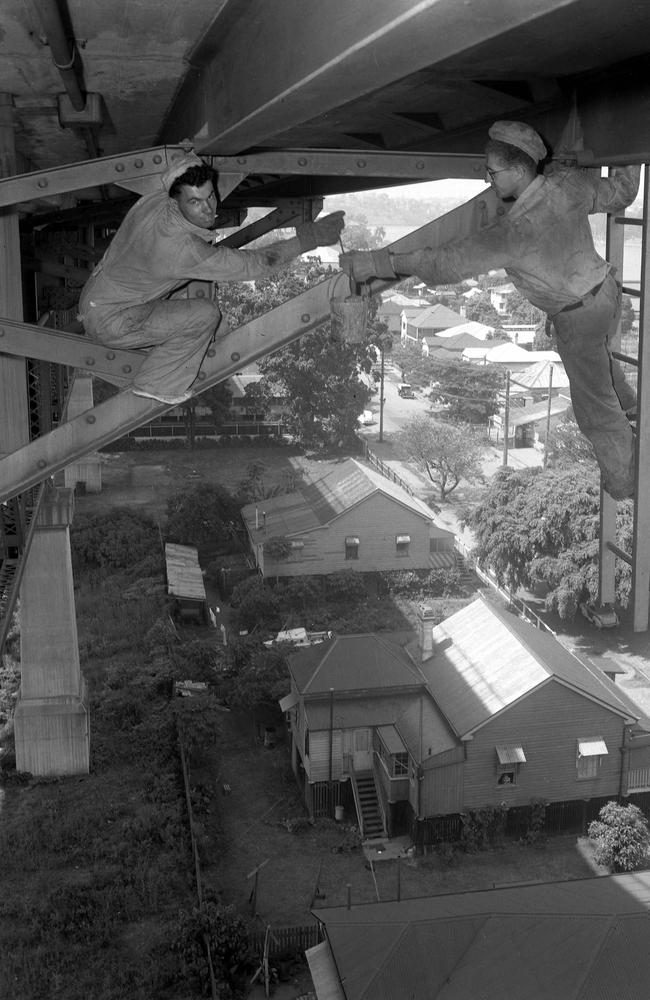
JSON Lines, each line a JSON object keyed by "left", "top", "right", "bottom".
{"left": 122, "top": 364, "right": 132, "bottom": 373}
{"left": 301, "top": 313, "right": 310, "bottom": 323}
{"left": 236, "top": 158, "right": 247, "bottom": 165}
{"left": 85, "top": 357, "right": 96, "bottom": 366}
{"left": 206, "top": 347, "right": 216, "bottom": 357}
{"left": 298, "top": 158, "right": 308, "bottom": 167}
{"left": 105, "top": 351, "right": 115, "bottom": 360}
{"left": 415, "top": 161, "right": 425, "bottom": 170}
{"left": 0, "top": 328, "right": 4, "bottom": 337}
{"left": 195, "top": 289, "right": 205, "bottom": 298}
{"left": 38, "top": 178, "right": 48, "bottom": 189}
{"left": 153, "top": 154, "right": 162, "bottom": 164}
{"left": 356, "top": 160, "right": 367, "bottom": 168}
{"left": 115, "top": 163, "right": 125, "bottom": 172}
{"left": 134, "top": 159, "right": 143, "bottom": 168}
{"left": 86, "top": 414, "right": 96, "bottom": 424}
{"left": 231, "top": 352, "right": 241, "bottom": 362}
{"left": 37, "top": 460, "right": 47, "bottom": 469}
{"left": 197, "top": 371, "right": 206, "bottom": 380}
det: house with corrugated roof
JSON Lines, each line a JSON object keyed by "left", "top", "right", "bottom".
{"left": 281, "top": 596, "right": 650, "bottom": 842}
{"left": 308, "top": 871, "right": 650, "bottom": 1000}
{"left": 241, "top": 458, "right": 455, "bottom": 579}
{"left": 401, "top": 303, "right": 464, "bottom": 344}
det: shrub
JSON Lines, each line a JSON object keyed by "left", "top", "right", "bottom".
{"left": 588, "top": 800, "right": 650, "bottom": 872}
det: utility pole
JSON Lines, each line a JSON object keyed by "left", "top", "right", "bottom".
{"left": 379, "top": 347, "right": 385, "bottom": 443}
{"left": 502, "top": 369, "right": 510, "bottom": 467}
{"left": 543, "top": 364, "right": 553, "bottom": 469}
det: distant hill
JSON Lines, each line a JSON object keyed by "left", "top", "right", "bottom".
{"left": 323, "top": 190, "right": 472, "bottom": 227}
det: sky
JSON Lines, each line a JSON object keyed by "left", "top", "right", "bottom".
{"left": 371, "top": 178, "right": 488, "bottom": 201}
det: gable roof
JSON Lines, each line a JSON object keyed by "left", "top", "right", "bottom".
{"left": 433, "top": 320, "right": 494, "bottom": 340}
{"left": 511, "top": 357, "right": 569, "bottom": 391}
{"left": 420, "top": 598, "right": 641, "bottom": 736}
{"left": 424, "top": 331, "right": 488, "bottom": 352}
{"left": 406, "top": 303, "right": 464, "bottom": 330}
{"left": 241, "top": 458, "right": 438, "bottom": 539}
{"left": 484, "top": 342, "right": 535, "bottom": 363}
{"left": 313, "top": 871, "right": 650, "bottom": 1000}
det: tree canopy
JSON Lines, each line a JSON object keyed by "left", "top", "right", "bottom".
{"left": 428, "top": 359, "right": 504, "bottom": 423}
{"left": 588, "top": 801, "right": 650, "bottom": 872}
{"left": 218, "top": 260, "right": 384, "bottom": 448}
{"left": 165, "top": 483, "right": 242, "bottom": 553}
{"left": 398, "top": 416, "right": 485, "bottom": 500}
{"left": 467, "top": 466, "right": 633, "bottom": 618}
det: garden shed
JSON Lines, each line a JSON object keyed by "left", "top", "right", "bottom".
{"left": 164, "top": 543, "right": 208, "bottom": 624}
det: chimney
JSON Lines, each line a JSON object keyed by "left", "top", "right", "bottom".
{"left": 416, "top": 603, "right": 437, "bottom": 659}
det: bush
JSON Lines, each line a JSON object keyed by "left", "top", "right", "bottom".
{"left": 71, "top": 509, "right": 160, "bottom": 574}
{"left": 588, "top": 800, "right": 650, "bottom": 872}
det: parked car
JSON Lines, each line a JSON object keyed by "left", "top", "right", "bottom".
{"left": 358, "top": 410, "right": 374, "bottom": 425}
{"left": 579, "top": 602, "right": 619, "bottom": 629}
{"left": 398, "top": 382, "right": 416, "bottom": 398}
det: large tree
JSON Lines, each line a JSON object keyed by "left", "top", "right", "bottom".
{"left": 218, "top": 259, "right": 384, "bottom": 448}
{"left": 165, "top": 483, "right": 242, "bottom": 553}
{"left": 428, "top": 358, "right": 503, "bottom": 424}
{"left": 256, "top": 327, "right": 376, "bottom": 448}
{"left": 398, "top": 416, "right": 485, "bottom": 500}
{"left": 467, "top": 466, "right": 633, "bottom": 618}
{"left": 544, "top": 408, "right": 598, "bottom": 470}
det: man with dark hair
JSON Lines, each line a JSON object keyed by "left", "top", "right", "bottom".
{"left": 340, "top": 121, "right": 640, "bottom": 499}
{"left": 79, "top": 153, "right": 345, "bottom": 405}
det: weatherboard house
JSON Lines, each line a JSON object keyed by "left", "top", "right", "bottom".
{"left": 241, "top": 458, "right": 455, "bottom": 579}
{"left": 281, "top": 597, "right": 650, "bottom": 841}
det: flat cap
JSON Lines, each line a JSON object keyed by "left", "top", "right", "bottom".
{"left": 488, "top": 120, "right": 547, "bottom": 163}
{"left": 161, "top": 152, "right": 204, "bottom": 192}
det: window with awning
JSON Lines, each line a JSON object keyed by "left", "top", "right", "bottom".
{"left": 495, "top": 745, "right": 526, "bottom": 785}
{"left": 396, "top": 533, "right": 410, "bottom": 556}
{"left": 577, "top": 737, "right": 608, "bottom": 780}
{"left": 345, "top": 536, "right": 359, "bottom": 560}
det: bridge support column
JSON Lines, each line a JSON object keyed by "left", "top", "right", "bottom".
{"left": 14, "top": 487, "right": 89, "bottom": 775}
{"left": 63, "top": 374, "right": 102, "bottom": 493}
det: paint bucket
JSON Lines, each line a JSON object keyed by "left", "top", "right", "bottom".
{"left": 335, "top": 804, "right": 345, "bottom": 821}
{"left": 330, "top": 293, "right": 369, "bottom": 343}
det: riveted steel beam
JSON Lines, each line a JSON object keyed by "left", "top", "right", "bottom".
{"left": 0, "top": 145, "right": 192, "bottom": 208}
{"left": 210, "top": 149, "right": 485, "bottom": 185}
{"left": 0, "top": 317, "right": 145, "bottom": 385}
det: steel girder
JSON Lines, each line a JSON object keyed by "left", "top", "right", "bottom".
{"left": 161, "top": 0, "right": 577, "bottom": 155}
{"left": 0, "top": 146, "right": 485, "bottom": 211}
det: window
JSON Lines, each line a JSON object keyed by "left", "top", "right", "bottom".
{"left": 396, "top": 533, "right": 410, "bottom": 557}
{"left": 345, "top": 536, "right": 359, "bottom": 560}
{"left": 496, "top": 745, "right": 526, "bottom": 786}
{"left": 577, "top": 737, "right": 608, "bottom": 780}
{"left": 393, "top": 752, "right": 409, "bottom": 777}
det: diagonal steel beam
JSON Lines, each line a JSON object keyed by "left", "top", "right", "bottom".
{"left": 164, "top": 0, "right": 578, "bottom": 155}
{"left": 0, "top": 188, "right": 498, "bottom": 504}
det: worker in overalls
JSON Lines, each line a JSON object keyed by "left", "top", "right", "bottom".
{"left": 340, "top": 121, "right": 640, "bottom": 499}
{"left": 79, "top": 153, "right": 344, "bottom": 405}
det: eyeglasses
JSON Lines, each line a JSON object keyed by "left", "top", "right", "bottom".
{"left": 485, "top": 166, "right": 511, "bottom": 180}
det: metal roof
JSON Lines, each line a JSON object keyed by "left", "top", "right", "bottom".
{"left": 421, "top": 597, "right": 641, "bottom": 736}
{"left": 316, "top": 871, "right": 650, "bottom": 1000}
{"left": 241, "top": 458, "right": 439, "bottom": 541}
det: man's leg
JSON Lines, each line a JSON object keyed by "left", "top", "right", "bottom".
{"left": 553, "top": 275, "right": 635, "bottom": 499}
{"left": 87, "top": 298, "right": 222, "bottom": 398}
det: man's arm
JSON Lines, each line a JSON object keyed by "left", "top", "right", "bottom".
{"left": 182, "top": 211, "right": 345, "bottom": 283}
{"left": 341, "top": 223, "right": 510, "bottom": 287}
{"left": 591, "top": 165, "right": 641, "bottom": 215}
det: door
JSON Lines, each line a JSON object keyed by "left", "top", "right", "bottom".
{"left": 342, "top": 728, "right": 372, "bottom": 772}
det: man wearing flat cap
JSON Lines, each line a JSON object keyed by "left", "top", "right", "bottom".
{"left": 79, "top": 153, "right": 345, "bottom": 405}
{"left": 340, "top": 120, "right": 640, "bottom": 500}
